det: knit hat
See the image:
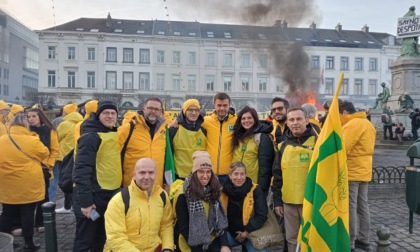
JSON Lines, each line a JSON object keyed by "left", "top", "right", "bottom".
{"left": 183, "top": 99, "right": 200, "bottom": 114}
{"left": 84, "top": 100, "right": 98, "bottom": 119}
{"left": 0, "top": 100, "right": 9, "bottom": 111}
{"left": 96, "top": 100, "right": 118, "bottom": 118}
{"left": 63, "top": 102, "right": 78, "bottom": 115}
{"left": 192, "top": 151, "right": 213, "bottom": 174}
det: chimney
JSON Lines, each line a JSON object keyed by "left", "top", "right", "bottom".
{"left": 335, "top": 23, "right": 342, "bottom": 32}
{"left": 274, "top": 20, "right": 282, "bottom": 27}
{"left": 362, "top": 24, "right": 369, "bottom": 33}
{"left": 106, "top": 13, "right": 112, "bottom": 28}
{"left": 282, "top": 20, "right": 288, "bottom": 29}
{"left": 310, "top": 22, "right": 316, "bottom": 30}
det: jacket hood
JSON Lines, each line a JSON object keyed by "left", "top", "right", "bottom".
{"left": 177, "top": 110, "right": 204, "bottom": 130}
{"left": 340, "top": 111, "right": 367, "bottom": 126}
{"left": 80, "top": 112, "right": 117, "bottom": 134}
{"left": 253, "top": 120, "right": 273, "bottom": 134}
{"left": 63, "top": 112, "right": 83, "bottom": 124}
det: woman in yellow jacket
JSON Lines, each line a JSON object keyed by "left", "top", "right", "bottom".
{"left": 27, "top": 107, "right": 59, "bottom": 232}
{"left": 0, "top": 114, "right": 50, "bottom": 251}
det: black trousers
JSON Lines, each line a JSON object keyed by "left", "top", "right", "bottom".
{"left": 383, "top": 126, "right": 393, "bottom": 140}
{"left": 73, "top": 216, "right": 106, "bottom": 252}
{"left": 0, "top": 202, "right": 37, "bottom": 238}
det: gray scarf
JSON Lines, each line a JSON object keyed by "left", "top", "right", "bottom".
{"left": 183, "top": 176, "right": 228, "bottom": 249}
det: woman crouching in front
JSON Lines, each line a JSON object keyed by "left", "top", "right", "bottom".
{"left": 221, "top": 162, "right": 269, "bottom": 252}
{"left": 175, "top": 151, "right": 230, "bottom": 252}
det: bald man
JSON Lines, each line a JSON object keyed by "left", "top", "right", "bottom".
{"left": 105, "top": 158, "right": 174, "bottom": 252}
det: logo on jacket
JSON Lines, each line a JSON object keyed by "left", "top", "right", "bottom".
{"left": 228, "top": 124, "right": 234, "bottom": 132}
{"left": 299, "top": 153, "right": 310, "bottom": 162}
{"left": 196, "top": 138, "right": 202, "bottom": 147}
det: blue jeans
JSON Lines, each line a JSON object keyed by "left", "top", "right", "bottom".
{"left": 48, "top": 161, "right": 61, "bottom": 202}
{"left": 226, "top": 231, "right": 268, "bottom": 252}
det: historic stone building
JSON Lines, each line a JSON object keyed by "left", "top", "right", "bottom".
{"left": 37, "top": 14, "right": 400, "bottom": 111}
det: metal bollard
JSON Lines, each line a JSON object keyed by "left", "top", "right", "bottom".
{"left": 376, "top": 225, "right": 391, "bottom": 252}
{"left": 42, "top": 202, "right": 58, "bottom": 252}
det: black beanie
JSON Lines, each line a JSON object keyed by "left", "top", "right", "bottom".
{"left": 96, "top": 101, "right": 118, "bottom": 118}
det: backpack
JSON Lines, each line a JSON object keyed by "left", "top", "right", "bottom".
{"left": 381, "top": 113, "right": 390, "bottom": 123}
{"left": 58, "top": 149, "right": 75, "bottom": 194}
{"left": 416, "top": 117, "right": 420, "bottom": 126}
{"left": 120, "top": 187, "right": 166, "bottom": 215}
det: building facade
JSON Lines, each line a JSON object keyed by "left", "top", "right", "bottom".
{"left": 37, "top": 14, "right": 400, "bottom": 111}
{"left": 0, "top": 9, "right": 39, "bottom": 105}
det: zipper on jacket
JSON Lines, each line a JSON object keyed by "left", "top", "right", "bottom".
{"left": 217, "top": 121, "right": 223, "bottom": 176}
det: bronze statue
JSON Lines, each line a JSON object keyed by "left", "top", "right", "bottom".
{"left": 400, "top": 6, "right": 420, "bottom": 57}
{"left": 398, "top": 93, "right": 415, "bottom": 111}
{"left": 373, "top": 82, "right": 391, "bottom": 109}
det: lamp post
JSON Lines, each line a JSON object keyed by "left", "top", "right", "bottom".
{"left": 15, "top": 96, "right": 19, "bottom": 104}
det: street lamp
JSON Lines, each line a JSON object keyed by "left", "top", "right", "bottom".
{"left": 15, "top": 96, "right": 19, "bottom": 104}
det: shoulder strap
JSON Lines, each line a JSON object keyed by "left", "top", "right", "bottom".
{"left": 8, "top": 134, "right": 36, "bottom": 161}
{"left": 121, "top": 187, "right": 130, "bottom": 215}
{"left": 160, "top": 191, "right": 166, "bottom": 207}
{"left": 120, "top": 121, "right": 135, "bottom": 174}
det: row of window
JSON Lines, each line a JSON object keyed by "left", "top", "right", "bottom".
{"left": 47, "top": 46, "right": 269, "bottom": 68}
{"left": 0, "top": 84, "right": 9, "bottom": 96}
{"left": 47, "top": 70, "right": 274, "bottom": 92}
{"left": 0, "top": 67, "right": 9, "bottom": 79}
{"left": 324, "top": 78, "right": 378, "bottom": 95}
{"left": 311, "top": 56, "right": 378, "bottom": 71}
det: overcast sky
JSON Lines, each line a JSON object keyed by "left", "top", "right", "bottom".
{"left": 0, "top": 0, "right": 415, "bottom": 35}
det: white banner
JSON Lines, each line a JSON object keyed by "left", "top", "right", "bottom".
{"left": 397, "top": 15, "right": 420, "bottom": 38}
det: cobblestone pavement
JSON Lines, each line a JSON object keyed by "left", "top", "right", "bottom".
{"left": 7, "top": 146, "right": 420, "bottom": 252}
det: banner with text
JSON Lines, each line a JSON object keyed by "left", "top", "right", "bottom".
{"left": 397, "top": 15, "right": 420, "bottom": 38}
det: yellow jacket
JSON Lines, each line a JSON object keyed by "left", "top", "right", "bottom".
{"left": 341, "top": 112, "right": 376, "bottom": 182}
{"left": 104, "top": 181, "right": 174, "bottom": 252}
{"left": 0, "top": 126, "right": 50, "bottom": 204}
{"left": 57, "top": 112, "right": 83, "bottom": 160}
{"left": 118, "top": 114, "right": 169, "bottom": 187}
{"left": 0, "top": 120, "right": 7, "bottom": 136}
{"left": 43, "top": 129, "right": 60, "bottom": 169}
{"left": 202, "top": 112, "right": 237, "bottom": 176}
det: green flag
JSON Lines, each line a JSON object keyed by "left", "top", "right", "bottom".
{"left": 164, "top": 125, "right": 175, "bottom": 186}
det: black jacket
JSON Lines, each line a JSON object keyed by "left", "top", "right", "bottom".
{"left": 72, "top": 113, "right": 119, "bottom": 217}
{"left": 222, "top": 178, "right": 268, "bottom": 237}
{"left": 252, "top": 120, "right": 275, "bottom": 195}
{"left": 409, "top": 111, "right": 420, "bottom": 129}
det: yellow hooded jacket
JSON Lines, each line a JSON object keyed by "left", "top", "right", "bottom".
{"left": 202, "top": 112, "right": 237, "bottom": 176}
{"left": 104, "top": 181, "right": 174, "bottom": 252}
{"left": 0, "top": 126, "right": 50, "bottom": 204}
{"left": 118, "top": 114, "right": 169, "bottom": 187}
{"left": 340, "top": 111, "right": 376, "bottom": 182}
{"left": 57, "top": 112, "right": 83, "bottom": 160}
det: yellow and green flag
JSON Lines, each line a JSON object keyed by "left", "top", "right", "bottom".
{"left": 298, "top": 73, "right": 350, "bottom": 251}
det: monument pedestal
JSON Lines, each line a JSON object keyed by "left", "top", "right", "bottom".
{"left": 370, "top": 109, "right": 416, "bottom": 139}
{"left": 389, "top": 56, "right": 420, "bottom": 111}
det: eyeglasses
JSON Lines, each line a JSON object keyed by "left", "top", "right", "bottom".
{"left": 146, "top": 107, "right": 161, "bottom": 112}
{"left": 101, "top": 111, "right": 117, "bottom": 116}
{"left": 271, "top": 106, "right": 285, "bottom": 113}
{"left": 186, "top": 108, "right": 200, "bottom": 113}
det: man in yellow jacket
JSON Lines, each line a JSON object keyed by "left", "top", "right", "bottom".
{"left": 339, "top": 100, "right": 376, "bottom": 252}
{"left": 270, "top": 97, "right": 290, "bottom": 144}
{"left": 104, "top": 158, "right": 174, "bottom": 252}
{"left": 118, "top": 97, "right": 169, "bottom": 188}
{"left": 202, "top": 92, "right": 236, "bottom": 184}
{"left": 0, "top": 100, "right": 10, "bottom": 136}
